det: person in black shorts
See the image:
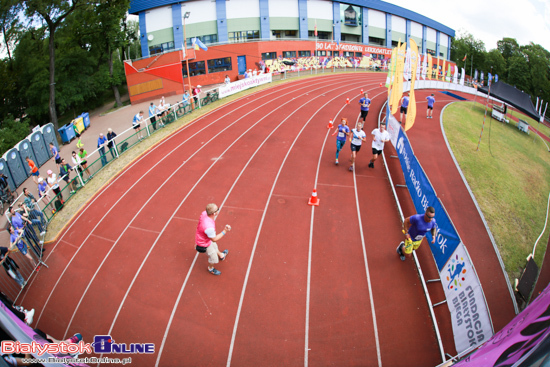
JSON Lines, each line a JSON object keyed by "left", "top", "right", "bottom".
{"left": 358, "top": 93, "right": 371, "bottom": 122}
{"left": 399, "top": 93, "right": 410, "bottom": 124}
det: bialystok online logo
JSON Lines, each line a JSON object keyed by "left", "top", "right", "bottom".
{"left": 1, "top": 335, "right": 155, "bottom": 357}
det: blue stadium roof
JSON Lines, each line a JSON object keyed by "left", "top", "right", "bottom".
{"left": 129, "top": 0, "right": 454, "bottom": 37}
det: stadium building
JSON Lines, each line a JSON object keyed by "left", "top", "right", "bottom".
{"left": 126, "top": 0, "right": 455, "bottom": 103}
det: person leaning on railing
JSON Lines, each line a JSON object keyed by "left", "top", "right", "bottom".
{"left": 59, "top": 158, "right": 77, "bottom": 194}
{"left": 107, "top": 128, "right": 117, "bottom": 159}
{"left": 22, "top": 188, "right": 45, "bottom": 226}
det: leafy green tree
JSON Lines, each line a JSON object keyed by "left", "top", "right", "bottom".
{"left": 0, "top": 115, "right": 31, "bottom": 156}
{"left": 0, "top": 0, "right": 22, "bottom": 61}
{"left": 450, "top": 30, "right": 486, "bottom": 78}
{"left": 521, "top": 43, "right": 550, "bottom": 104}
{"left": 22, "top": 0, "right": 87, "bottom": 131}
{"left": 506, "top": 55, "right": 530, "bottom": 92}
{"left": 497, "top": 38, "right": 520, "bottom": 62}
{"left": 484, "top": 49, "right": 506, "bottom": 80}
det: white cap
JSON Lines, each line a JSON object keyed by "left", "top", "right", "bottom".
{"left": 197, "top": 85, "right": 202, "bottom": 87}
{"left": 38, "top": 177, "right": 43, "bottom": 183}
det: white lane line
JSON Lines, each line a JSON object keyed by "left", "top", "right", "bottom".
{"left": 127, "top": 226, "right": 161, "bottom": 234}
{"left": 226, "top": 81, "right": 367, "bottom": 367}
{"left": 154, "top": 78, "right": 362, "bottom": 367}
{"left": 172, "top": 216, "right": 198, "bottom": 222}
{"left": 89, "top": 234, "right": 116, "bottom": 242}
{"left": 352, "top": 153, "right": 382, "bottom": 367}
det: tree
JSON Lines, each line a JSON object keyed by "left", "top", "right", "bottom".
{"left": 497, "top": 38, "right": 520, "bottom": 62}
{"left": 0, "top": 0, "right": 22, "bottom": 62}
{"left": 0, "top": 115, "right": 31, "bottom": 156}
{"left": 23, "top": 0, "right": 86, "bottom": 131}
{"left": 484, "top": 49, "right": 506, "bottom": 80}
{"left": 450, "top": 29, "right": 486, "bottom": 77}
{"left": 506, "top": 55, "right": 530, "bottom": 92}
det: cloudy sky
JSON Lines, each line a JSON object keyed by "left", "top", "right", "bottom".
{"left": 387, "top": 0, "right": 550, "bottom": 52}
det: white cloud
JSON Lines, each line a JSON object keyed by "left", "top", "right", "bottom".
{"left": 386, "top": 0, "right": 550, "bottom": 51}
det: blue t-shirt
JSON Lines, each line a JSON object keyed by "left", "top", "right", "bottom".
{"left": 149, "top": 105, "right": 157, "bottom": 117}
{"left": 401, "top": 96, "right": 409, "bottom": 108}
{"left": 51, "top": 146, "right": 60, "bottom": 159}
{"left": 336, "top": 125, "right": 350, "bottom": 142}
{"left": 97, "top": 135, "right": 108, "bottom": 148}
{"left": 359, "top": 97, "right": 371, "bottom": 111}
{"left": 408, "top": 213, "right": 437, "bottom": 241}
{"left": 11, "top": 212, "right": 24, "bottom": 230}
{"left": 426, "top": 96, "right": 435, "bottom": 108}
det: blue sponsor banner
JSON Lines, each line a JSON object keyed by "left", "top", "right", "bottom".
{"left": 395, "top": 128, "right": 461, "bottom": 270}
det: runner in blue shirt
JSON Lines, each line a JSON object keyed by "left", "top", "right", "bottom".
{"left": 399, "top": 93, "right": 410, "bottom": 124}
{"left": 397, "top": 207, "right": 437, "bottom": 261}
{"left": 331, "top": 117, "right": 350, "bottom": 165}
{"left": 426, "top": 94, "right": 436, "bottom": 119}
{"left": 358, "top": 93, "right": 371, "bottom": 122}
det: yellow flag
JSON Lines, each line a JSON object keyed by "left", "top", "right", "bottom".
{"left": 442, "top": 57, "right": 446, "bottom": 82}
{"left": 404, "top": 39, "right": 419, "bottom": 131}
{"left": 391, "top": 41, "right": 406, "bottom": 114}
{"left": 427, "top": 54, "right": 432, "bottom": 80}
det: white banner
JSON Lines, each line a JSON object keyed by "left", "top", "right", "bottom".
{"left": 387, "top": 113, "right": 401, "bottom": 148}
{"left": 441, "top": 243, "right": 493, "bottom": 353}
{"left": 218, "top": 73, "right": 273, "bottom": 99}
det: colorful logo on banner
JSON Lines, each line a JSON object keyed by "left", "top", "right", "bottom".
{"left": 446, "top": 254, "right": 468, "bottom": 291}
{"left": 393, "top": 127, "right": 461, "bottom": 270}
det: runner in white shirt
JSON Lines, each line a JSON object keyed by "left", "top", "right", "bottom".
{"left": 368, "top": 122, "right": 390, "bottom": 168}
{"left": 349, "top": 122, "right": 367, "bottom": 171}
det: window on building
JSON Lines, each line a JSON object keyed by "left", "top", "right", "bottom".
{"left": 308, "top": 31, "right": 330, "bottom": 40}
{"left": 439, "top": 52, "right": 444, "bottom": 57}
{"left": 315, "top": 50, "right": 326, "bottom": 56}
{"left": 355, "top": 52, "right": 363, "bottom": 58}
{"left": 207, "top": 57, "right": 232, "bottom": 73}
{"left": 330, "top": 51, "right": 340, "bottom": 57}
{"left": 182, "top": 61, "right": 206, "bottom": 78}
{"left": 149, "top": 41, "right": 175, "bottom": 55}
{"left": 186, "top": 35, "right": 217, "bottom": 47}
{"left": 299, "top": 50, "right": 311, "bottom": 57}
{"left": 285, "top": 30, "right": 297, "bottom": 38}
{"left": 342, "top": 34, "right": 360, "bottom": 43}
{"left": 247, "top": 30, "right": 260, "bottom": 40}
{"left": 369, "top": 37, "right": 385, "bottom": 46}
{"left": 341, "top": 4, "right": 361, "bottom": 27}
{"left": 391, "top": 40, "right": 400, "bottom": 47}
{"left": 229, "top": 31, "right": 260, "bottom": 43}
{"left": 427, "top": 49, "right": 436, "bottom": 56}
{"left": 343, "top": 51, "right": 354, "bottom": 57}
{"left": 283, "top": 51, "right": 296, "bottom": 58}
{"left": 262, "top": 52, "right": 277, "bottom": 60}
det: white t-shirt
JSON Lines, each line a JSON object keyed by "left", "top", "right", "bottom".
{"left": 371, "top": 128, "right": 390, "bottom": 151}
{"left": 205, "top": 227, "right": 216, "bottom": 239}
{"left": 47, "top": 174, "right": 59, "bottom": 189}
{"left": 350, "top": 129, "right": 366, "bottom": 146}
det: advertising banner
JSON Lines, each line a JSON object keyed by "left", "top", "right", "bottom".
{"left": 455, "top": 283, "right": 550, "bottom": 366}
{"left": 218, "top": 73, "right": 272, "bottom": 99}
{"left": 442, "top": 244, "right": 493, "bottom": 353}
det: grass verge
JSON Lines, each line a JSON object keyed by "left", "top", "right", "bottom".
{"left": 443, "top": 101, "right": 550, "bottom": 283}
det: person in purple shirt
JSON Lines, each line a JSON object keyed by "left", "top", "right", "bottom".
{"left": 97, "top": 133, "right": 108, "bottom": 166}
{"left": 399, "top": 93, "right": 410, "bottom": 124}
{"left": 426, "top": 94, "right": 436, "bottom": 119}
{"left": 49, "top": 142, "right": 61, "bottom": 165}
{"left": 358, "top": 93, "right": 371, "bottom": 122}
{"left": 397, "top": 207, "right": 437, "bottom": 261}
{"left": 331, "top": 117, "right": 350, "bottom": 165}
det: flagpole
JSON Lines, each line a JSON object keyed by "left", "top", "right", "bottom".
{"left": 183, "top": 12, "right": 194, "bottom": 110}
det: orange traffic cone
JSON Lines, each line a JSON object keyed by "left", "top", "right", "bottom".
{"left": 327, "top": 119, "right": 333, "bottom": 129}
{"left": 308, "top": 189, "right": 320, "bottom": 206}
{"left": 346, "top": 98, "right": 350, "bottom": 105}
{"left": 360, "top": 88, "right": 364, "bottom": 94}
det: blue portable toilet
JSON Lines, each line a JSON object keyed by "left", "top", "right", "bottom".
{"left": 29, "top": 130, "right": 49, "bottom": 166}
{"left": 4, "top": 148, "right": 27, "bottom": 187}
{"left": 18, "top": 138, "right": 37, "bottom": 175}
{"left": 41, "top": 123, "right": 58, "bottom": 158}
{"left": 0, "top": 157, "right": 16, "bottom": 191}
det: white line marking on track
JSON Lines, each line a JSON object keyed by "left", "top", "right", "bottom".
{"left": 127, "top": 226, "right": 161, "bottom": 234}
{"left": 352, "top": 155, "right": 382, "bottom": 367}
{"left": 89, "top": 234, "right": 116, "bottom": 242}
{"left": 172, "top": 216, "right": 198, "bottom": 222}
{"left": 226, "top": 81, "right": 367, "bottom": 367}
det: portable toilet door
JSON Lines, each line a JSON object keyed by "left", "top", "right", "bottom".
{"left": 29, "top": 130, "right": 49, "bottom": 166}
{"left": 41, "top": 123, "right": 58, "bottom": 158}
{"left": 0, "top": 157, "right": 16, "bottom": 191}
{"left": 18, "top": 138, "right": 37, "bottom": 175}
{"left": 4, "top": 148, "right": 28, "bottom": 187}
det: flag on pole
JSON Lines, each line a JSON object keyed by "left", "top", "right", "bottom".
{"left": 488, "top": 72, "right": 492, "bottom": 85}
{"left": 427, "top": 54, "right": 433, "bottom": 80}
{"left": 536, "top": 97, "right": 540, "bottom": 111}
{"left": 453, "top": 65, "right": 458, "bottom": 84}
{"left": 404, "top": 39, "right": 419, "bottom": 131}
{"left": 474, "top": 69, "right": 478, "bottom": 81}
{"left": 495, "top": 74, "right": 498, "bottom": 82}
{"left": 481, "top": 71, "right": 484, "bottom": 82}
{"left": 192, "top": 37, "right": 208, "bottom": 51}
{"left": 460, "top": 68, "right": 465, "bottom": 85}
{"left": 314, "top": 20, "right": 318, "bottom": 36}
{"left": 462, "top": 54, "right": 467, "bottom": 62}
{"left": 421, "top": 53, "right": 427, "bottom": 80}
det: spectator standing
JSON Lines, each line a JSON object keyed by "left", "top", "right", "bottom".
{"left": 349, "top": 122, "right": 367, "bottom": 172}
{"left": 331, "top": 117, "right": 350, "bottom": 165}
{"left": 37, "top": 177, "right": 51, "bottom": 208}
{"left": 195, "top": 203, "right": 231, "bottom": 276}
{"left": 358, "top": 93, "right": 371, "bottom": 123}
{"left": 193, "top": 85, "right": 202, "bottom": 106}
{"left": 59, "top": 158, "right": 77, "bottom": 194}
{"left": 97, "top": 133, "right": 108, "bottom": 166}
{"left": 78, "top": 148, "right": 92, "bottom": 178}
{"left": 47, "top": 169, "right": 63, "bottom": 205}
{"left": 426, "top": 94, "right": 436, "bottom": 119}
{"left": 368, "top": 122, "right": 390, "bottom": 168}
{"left": 23, "top": 188, "right": 45, "bottom": 225}
{"left": 244, "top": 70, "right": 249, "bottom": 79}
{"left": 149, "top": 102, "right": 159, "bottom": 131}
{"left": 9, "top": 206, "right": 42, "bottom": 257}
{"left": 25, "top": 157, "right": 40, "bottom": 185}
{"left": 399, "top": 93, "right": 410, "bottom": 124}
{"left": 132, "top": 111, "right": 144, "bottom": 140}
{"left": 7, "top": 225, "right": 36, "bottom": 268}
{"left": 183, "top": 90, "right": 190, "bottom": 107}
{"left": 396, "top": 207, "right": 437, "bottom": 261}
{"left": 49, "top": 143, "right": 62, "bottom": 166}
{"left": 224, "top": 75, "right": 230, "bottom": 85}
{"left": 107, "top": 128, "right": 117, "bottom": 159}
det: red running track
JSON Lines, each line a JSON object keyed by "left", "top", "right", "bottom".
{"left": 18, "top": 74, "right": 515, "bottom": 367}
